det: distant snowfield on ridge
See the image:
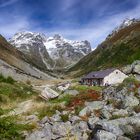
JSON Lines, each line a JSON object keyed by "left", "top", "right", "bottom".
{"left": 44, "top": 34, "right": 91, "bottom": 59}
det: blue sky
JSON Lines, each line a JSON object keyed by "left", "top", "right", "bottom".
{"left": 0, "top": 0, "right": 140, "bottom": 48}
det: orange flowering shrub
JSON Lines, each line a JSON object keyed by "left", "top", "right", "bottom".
{"left": 66, "top": 90, "right": 102, "bottom": 108}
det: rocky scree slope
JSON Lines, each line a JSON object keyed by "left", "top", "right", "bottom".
{"left": 68, "top": 18, "right": 140, "bottom": 77}
{"left": 25, "top": 77, "right": 140, "bottom": 140}
{"left": 0, "top": 35, "right": 54, "bottom": 81}
{"left": 10, "top": 32, "right": 91, "bottom": 69}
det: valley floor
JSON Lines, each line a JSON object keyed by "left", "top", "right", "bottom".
{"left": 0, "top": 76, "right": 140, "bottom": 140}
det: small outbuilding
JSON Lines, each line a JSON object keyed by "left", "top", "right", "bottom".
{"left": 81, "top": 68, "right": 128, "bottom": 86}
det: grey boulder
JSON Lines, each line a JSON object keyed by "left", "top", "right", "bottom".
{"left": 96, "top": 130, "right": 117, "bottom": 140}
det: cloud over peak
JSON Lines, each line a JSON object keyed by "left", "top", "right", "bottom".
{"left": 0, "top": 0, "right": 140, "bottom": 48}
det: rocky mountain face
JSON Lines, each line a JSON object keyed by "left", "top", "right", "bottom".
{"left": 68, "top": 18, "right": 140, "bottom": 77}
{"left": 9, "top": 32, "right": 54, "bottom": 71}
{"left": 10, "top": 32, "right": 91, "bottom": 69}
{"left": 0, "top": 35, "right": 55, "bottom": 81}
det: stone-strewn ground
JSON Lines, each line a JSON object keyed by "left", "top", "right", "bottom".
{"left": 25, "top": 78, "right": 140, "bottom": 140}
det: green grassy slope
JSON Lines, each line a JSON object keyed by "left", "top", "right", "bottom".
{"left": 68, "top": 22, "right": 140, "bottom": 77}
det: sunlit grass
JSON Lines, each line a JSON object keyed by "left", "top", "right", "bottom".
{"left": 70, "top": 84, "right": 103, "bottom": 93}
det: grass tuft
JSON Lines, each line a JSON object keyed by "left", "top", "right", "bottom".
{"left": 0, "top": 74, "right": 15, "bottom": 84}
{"left": 0, "top": 108, "right": 35, "bottom": 140}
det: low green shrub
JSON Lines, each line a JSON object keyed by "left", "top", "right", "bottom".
{"left": 6, "top": 76, "right": 15, "bottom": 84}
{"left": 0, "top": 108, "right": 33, "bottom": 140}
{"left": 49, "top": 94, "right": 74, "bottom": 105}
{"left": 117, "top": 76, "right": 140, "bottom": 91}
{"left": 37, "top": 105, "right": 63, "bottom": 119}
{"left": 0, "top": 74, "right": 6, "bottom": 82}
{"left": 110, "top": 115, "right": 123, "bottom": 120}
{"left": 133, "top": 105, "right": 140, "bottom": 113}
{"left": 0, "top": 108, "right": 5, "bottom": 116}
{"left": 0, "top": 82, "right": 38, "bottom": 106}
{"left": 60, "top": 114, "right": 69, "bottom": 122}
{"left": 70, "top": 85, "right": 102, "bottom": 93}
{"left": 0, "top": 74, "right": 15, "bottom": 84}
{"left": 26, "top": 80, "right": 31, "bottom": 85}
{"left": 74, "top": 105, "right": 84, "bottom": 115}
{"left": 123, "top": 76, "right": 139, "bottom": 85}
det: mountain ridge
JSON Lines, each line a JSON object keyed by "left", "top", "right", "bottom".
{"left": 0, "top": 34, "right": 55, "bottom": 81}
{"left": 68, "top": 18, "right": 140, "bottom": 77}
{"left": 9, "top": 32, "right": 91, "bottom": 70}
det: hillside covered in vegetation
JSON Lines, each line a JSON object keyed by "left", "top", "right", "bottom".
{"left": 68, "top": 21, "right": 140, "bottom": 77}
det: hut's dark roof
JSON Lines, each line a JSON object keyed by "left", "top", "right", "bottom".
{"left": 82, "top": 68, "right": 116, "bottom": 79}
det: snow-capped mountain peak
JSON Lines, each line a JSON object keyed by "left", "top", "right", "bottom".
{"left": 9, "top": 31, "right": 92, "bottom": 69}
{"left": 44, "top": 34, "right": 91, "bottom": 60}
{"left": 107, "top": 18, "right": 140, "bottom": 39}
{"left": 120, "top": 18, "right": 138, "bottom": 28}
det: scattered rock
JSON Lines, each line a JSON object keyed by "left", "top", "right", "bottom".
{"left": 25, "top": 115, "right": 39, "bottom": 123}
{"left": 103, "top": 86, "right": 128, "bottom": 101}
{"left": 25, "top": 70, "right": 140, "bottom": 140}
{"left": 138, "top": 87, "right": 140, "bottom": 97}
{"left": 122, "top": 60, "right": 140, "bottom": 75}
{"left": 51, "top": 121, "right": 72, "bottom": 137}
{"left": 71, "top": 121, "right": 90, "bottom": 139}
{"left": 40, "top": 86, "right": 59, "bottom": 100}
{"left": 134, "top": 74, "right": 140, "bottom": 81}
{"left": 120, "top": 124, "right": 135, "bottom": 136}
{"left": 101, "top": 109, "right": 112, "bottom": 119}
{"left": 79, "top": 106, "right": 92, "bottom": 117}
{"left": 117, "top": 136, "right": 131, "bottom": 140}
{"left": 62, "top": 110, "right": 69, "bottom": 115}
{"left": 40, "top": 116, "right": 49, "bottom": 124}
{"left": 69, "top": 115, "right": 81, "bottom": 124}
{"left": 112, "top": 109, "right": 128, "bottom": 117}
{"left": 132, "top": 60, "right": 140, "bottom": 74}
{"left": 50, "top": 114, "right": 62, "bottom": 122}
{"left": 96, "top": 114, "right": 140, "bottom": 136}
{"left": 85, "top": 101, "right": 105, "bottom": 110}
{"left": 73, "top": 121, "right": 89, "bottom": 132}
{"left": 79, "top": 101, "right": 105, "bottom": 117}
{"left": 97, "top": 121, "right": 124, "bottom": 136}
{"left": 88, "top": 117, "right": 100, "bottom": 129}
{"left": 26, "top": 123, "right": 53, "bottom": 140}
{"left": 123, "top": 95, "right": 139, "bottom": 108}
{"left": 96, "top": 130, "right": 117, "bottom": 140}
{"left": 122, "top": 65, "right": 132, "bottom": 75}
{"left": 64, "top": 89, "right": 79, "bottom": 96}
{"left": 57, "top": 82, "right": 71, "bottom": 91}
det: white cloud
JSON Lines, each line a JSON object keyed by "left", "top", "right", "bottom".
{"left": 39, "top": 1, "right": 140, "bottom": 48}
{"left": 0, "top": 0, "right": 140, "bottom": 49}
{"left": 0, "top": 16, "right": 30, "bottom": 38}
{"left": 0, "top": 0, "right": 18, "bottom": 8}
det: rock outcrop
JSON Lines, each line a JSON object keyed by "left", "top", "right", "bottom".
{"left": 40, "top": 86, "right": 59, "bottom": 100}
{"left": 122, "top": 60, "right": 140, "bottom": 80}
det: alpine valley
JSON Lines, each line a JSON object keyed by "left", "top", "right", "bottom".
{"left": 0, "top": 18, "right": 140, "bottom": 140}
